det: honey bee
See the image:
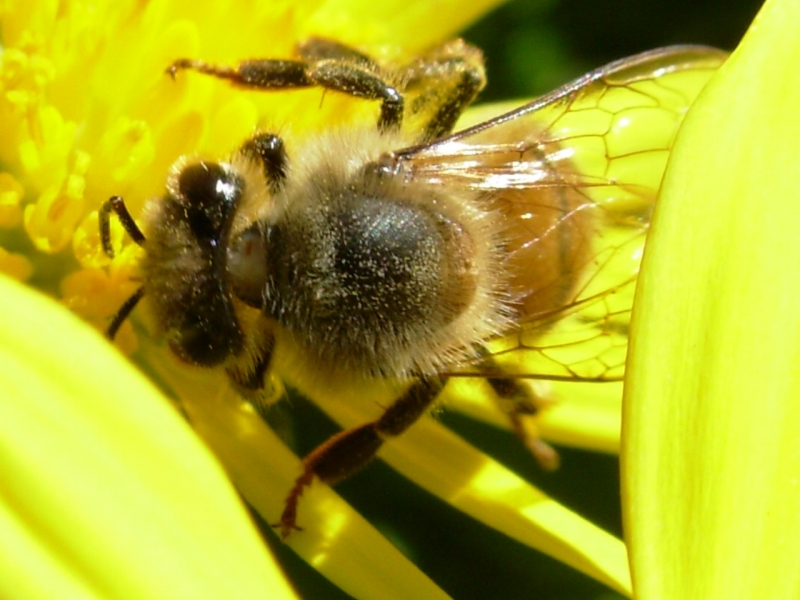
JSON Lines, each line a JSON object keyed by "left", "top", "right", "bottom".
{"left": 99, "top": 38, "right": 726, "bottom": 539}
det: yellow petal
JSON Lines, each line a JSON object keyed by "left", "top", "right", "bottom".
{"left": 146, "top": 341, "right": 631, "bottom": 596}
{"left": 300, "top": 0, "right": 507, "bottom": 50}
{"left": 144, "top": 346, "right": 454, "bottom": 600}
{"left": 445, "top": 378, "right": 624, "bottom": 454}
{"left": 541, "top": 381, "right": 624, "bottom": 453}
{"left": 320, "top": 385, "right": 632, "bottom": 594}
{"left": 0, "top": 275, "right": 296, "bottom": 600}
{"left": 623, "top": 0, "right": 800, "bottom": 597}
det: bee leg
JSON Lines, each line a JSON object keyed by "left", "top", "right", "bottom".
{"left": 305, "top": 61, "right": 404, "bottom": 131}
{"left": 166, "top": 52, "right": 404, "bottom": 131}
{"left": 487, "top": 377, "right": 560, "bottom": 471}
{"left": 398, "top": 39, "right": 487, "bottom": 141}
{"left": 275, "top": 376, "right": 446, "bottom": 539}
{"left": 295, "top": 38, "right": 378, "bottom": 68}
{"left": 225, "top": 324, "right": 276, "bottom": 400}
{"left": 238, "top": 133, "right": 288, "bottom": 194}
{"left": 293, "top": 38, "right": 404, "bottom": 130}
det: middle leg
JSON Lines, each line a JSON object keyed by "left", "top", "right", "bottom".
{"left": 166, "top": 40, "right": 405, "bottom": 131}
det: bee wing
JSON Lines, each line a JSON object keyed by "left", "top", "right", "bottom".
{"left": 397, "top": 45, "right": 727, "bottom": 382}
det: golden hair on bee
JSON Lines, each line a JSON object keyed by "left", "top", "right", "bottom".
{"left": 99, "top": 38, "right": 727, "bottom": 538}
{"left": 241, "top": 125, "right": 511, "bottom": 379}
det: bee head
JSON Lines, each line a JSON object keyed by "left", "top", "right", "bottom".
{"left": 139, "top": 160, "right": 247, "bottom": 366}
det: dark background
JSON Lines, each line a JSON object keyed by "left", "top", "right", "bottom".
{"left": 267, "top": 0, "right": 763, "bottom": 598}
{"left": 466, "top": 0, "right": 761, "bottom": 101}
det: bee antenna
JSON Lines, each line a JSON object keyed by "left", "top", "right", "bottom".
{"left": 99, "top": 196, "right": 146, "bottom": 258}
{"left": 107, "top": 287, "right": 145, "bottom": 340}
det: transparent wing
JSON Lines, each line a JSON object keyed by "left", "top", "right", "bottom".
{"left": 397, "top": 45, "right": 727, "bottom": 382}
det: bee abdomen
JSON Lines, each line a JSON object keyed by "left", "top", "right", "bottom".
{"left": 263, "top": 193, "right": 481, "bottom": 376}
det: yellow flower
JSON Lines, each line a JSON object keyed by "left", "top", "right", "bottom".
{"left": 0, "top": 272, "right": 295, "bottom": 599}
{"left": 0, "top": 0, "right": 744, "bottom": 598}
{"left": 623, "top": 0, "right": 800, "bottom": 597}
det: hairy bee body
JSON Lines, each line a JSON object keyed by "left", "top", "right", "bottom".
{"left": 101, "top": 39, "right": 726, "bottom": 537}
{"left": 230, "top": 128, "right": 510, "bottom": 381}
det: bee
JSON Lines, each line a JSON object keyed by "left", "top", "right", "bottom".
{"left": 99, "top": 38, "right": 726, "bottom": 539}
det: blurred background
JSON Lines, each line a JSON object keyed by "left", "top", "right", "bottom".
{"left": 267, "top": 0, "right": 763, "bottom": 598}
{"left": 467, "top": 0, "right": 761, "bottom": 100}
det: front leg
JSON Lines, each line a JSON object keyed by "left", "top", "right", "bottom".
{"left": 277, "top": 375, "right": 445, "bottom": 539}
{"left": 166, "top": 50, "right": 404, "bottom": 131}
{"left": 238, "top": 132, "right": 289, "bottom": 194}
{"left": 224, "top": 314, "right": 278, "bottom": 406}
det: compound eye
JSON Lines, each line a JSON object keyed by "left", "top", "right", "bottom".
{"left": 176, "top": 162, "right": 244, "bottom": 242}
